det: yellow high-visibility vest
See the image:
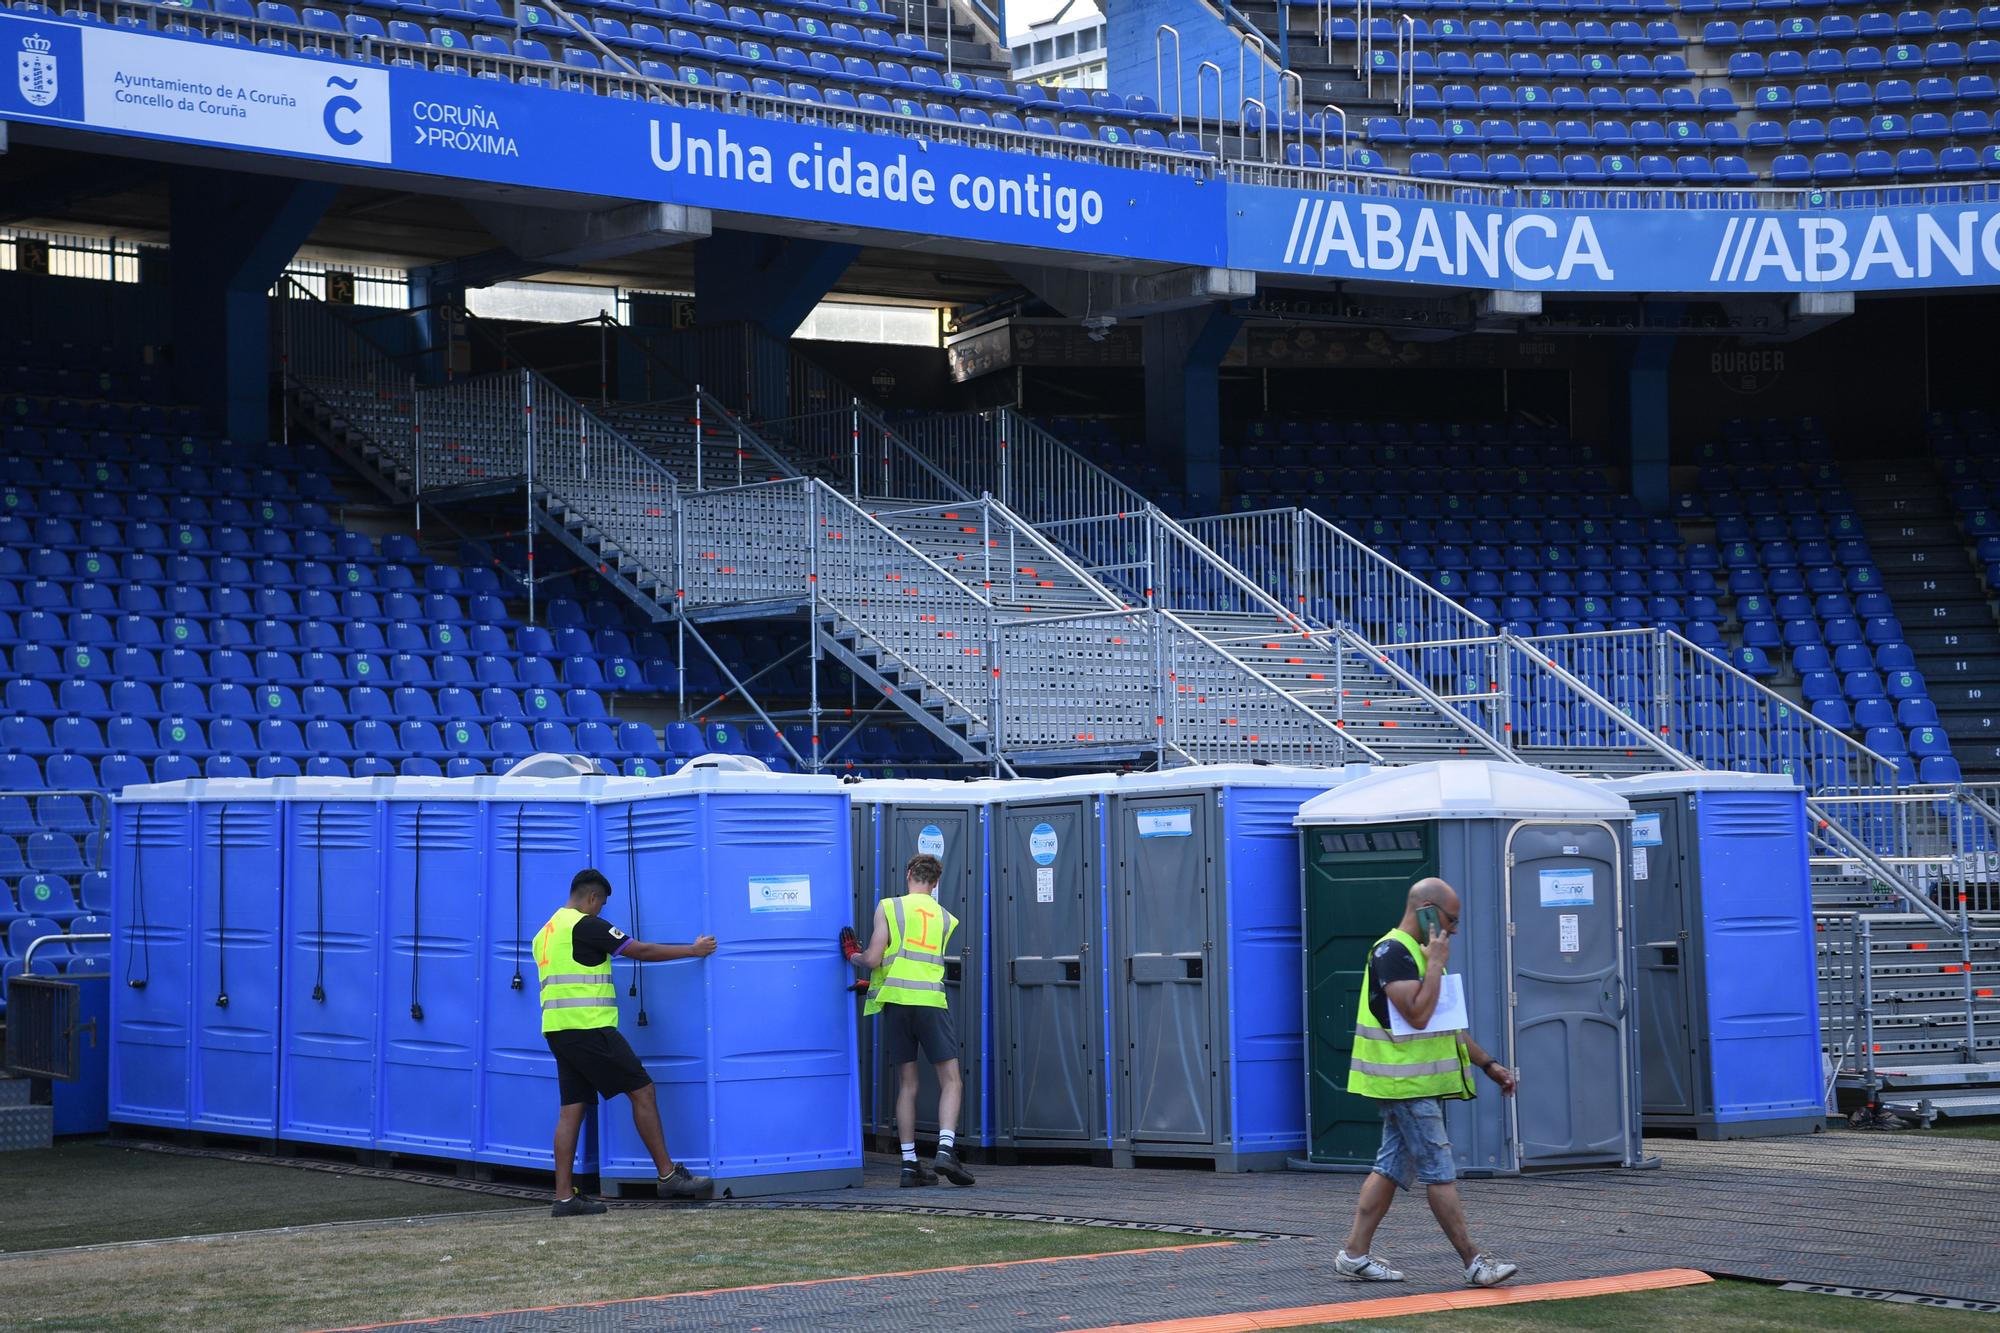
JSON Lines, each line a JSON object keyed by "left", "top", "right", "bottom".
{"left": 1346, "top": 927, "right": 1475, "bottom": 1101}
{"left": 534, "top": 906, "right": 619, "bottom": 1034}
{"left": 864, "top": 893, "right": 956, "bottom": 1016}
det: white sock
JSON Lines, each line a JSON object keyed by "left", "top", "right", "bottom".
{"left": 937, "top": 1129, "right": 956, "bottom": 1152}
{"left": 901, "top": 1142, "right": 918, "bottom": 1163}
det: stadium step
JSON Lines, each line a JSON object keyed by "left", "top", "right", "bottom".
{"left": 1843, "top": 458, "right": 2000, "bottom": 775}
{"left": 0, "top": 1096, "right": 53, "bottom": 1153}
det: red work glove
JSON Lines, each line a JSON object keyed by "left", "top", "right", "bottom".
{"left": 847, "top": 978, "right": 871, "bottom": 996}
{"left": 839, "top": 925, "right": 862, "bottom": 961}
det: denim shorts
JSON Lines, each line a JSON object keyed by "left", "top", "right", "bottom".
{"left": 1372, "top": 1096, "right": 1457, "bottom": 1191}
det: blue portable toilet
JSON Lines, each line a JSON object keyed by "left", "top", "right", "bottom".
{"left": 280, "top": 779, "right": 386, "bottom": 1150}
{"left": 596, "top": 765, "right": 861, "bottom": 1197}
{"left": 378, "top": 780, "right": 486, "bottom": 1161}
{"left": 848, "top": 778, "right": 1006, "bottom": 1152}
{"left": 110, "top": 777, "right": 286, "bottom": 1136}
{"left": 1105, "top": 764, "right": 1373, "bottom": 1170}
{"left": 191, "top": 783, "right": 285, "bottom": 1136}
{"left": 478, "top": 777, "right": 598, "bottom": 1171}
{"left": 1608, "top": 771, "right": 1825, "bottom": 1138}
{"left": 109, "top": 790, "right": 199, "bottom": 1129}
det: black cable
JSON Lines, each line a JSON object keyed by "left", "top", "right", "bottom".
{"left": 627, "top": 803, "right": 648, "bottom": 1027}
{"left": 214, "top": 806, "right": 230, "bottom": 1009}
{"left": 409, "top": 803, "right": 425, "bottom": 1022}
{"left": 311, "top": 803, "right": 327, "bottom": 1003}
{"left": 510, "top": 808, "right": 524, "bottom": 991}
{"left": 124, "top": 810, "right": 149, "bottom": 991}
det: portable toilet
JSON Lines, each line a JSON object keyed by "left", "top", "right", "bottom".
{"left": 990, "top": 774, "right": 1116, "bottom": 1155}
{"left": 377, "top": 779, "right": 489, "bottom": 1163}
{"left": 1104, "top": 764, "right": 1373, "bottom": 1170}
{"left": 279, "top": 779, "right": 386, "bottom": 1151}
{"left": 1295, "top": 760, "right": 1643, "bottom": 1175}
{"left": 1608, "top": 771, "right": 1825, "bottom": 1139}
{"left": 595, "top": 766, "right": 862, "bottom": 1197}
{"left": 109, "top": 787, "right": 200, "bottom": 1129}
{"left": 108, "top": 779, "right": 286, "bottom": 1136}
{"left": 848, "top": 779, "right": 1003, "bottom": 1152}
{"left": 478, "top": 775, "right": 600, "bottom": 1171}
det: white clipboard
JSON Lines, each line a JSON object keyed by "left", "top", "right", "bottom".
{"left": 1390, "top": 972, "right": 1468, "bottom": 1037}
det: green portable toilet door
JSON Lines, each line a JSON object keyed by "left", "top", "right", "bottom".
{"left": 1303, "top": 822, "right": 1438, "bottom": 1164}
{"left": 1505, "top": 820, "right": 1630, "bottom": 1165}
{"left": 1630, "top": 801, "right": 1698, "bottom": 1119}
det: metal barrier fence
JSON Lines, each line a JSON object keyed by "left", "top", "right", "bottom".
{"left": 758, "top": 404, "right": 969, "bottom": 502}
{"left": 1185, "top": 506, "right": 1490, "bottom": 644}
{"left": 895, "top": 408, "right": 1149, "bottom": 524}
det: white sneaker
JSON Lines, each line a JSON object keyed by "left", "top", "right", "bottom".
{"left": 1465, "top": 1254, "right": 1520, "bottom": 1287}
{"left": 1334, "top": 1249, "right": 1405, "bottom": 1282}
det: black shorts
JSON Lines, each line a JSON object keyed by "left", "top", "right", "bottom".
{"left": 546, "top": 1027, "right": 652, "bottom": 1106}
{"left": 880, "top": 1003, "right": 958, "bottom": 1067}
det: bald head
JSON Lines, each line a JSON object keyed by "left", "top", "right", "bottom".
{"left": 1408, "top": 877, "right": 1460, "bottom": 915}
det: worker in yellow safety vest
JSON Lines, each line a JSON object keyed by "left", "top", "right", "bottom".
{"left": 537, "top": 867, "right": 717, "bottom": 1216}
{"left": 1336, "top": 877, "right": 1521, "bottom": 1289}
{"left": 841, "top": 853, "right": 976, "bottom": 1189}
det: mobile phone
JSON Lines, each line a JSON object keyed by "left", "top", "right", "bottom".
{"left": 1416, "top": 905, "right": 1444, "bottom": 943}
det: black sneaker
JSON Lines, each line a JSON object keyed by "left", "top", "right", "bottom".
{"left": 899, "top": 1160, "right": 937, "bottom": 1188}
{"left": 551, "top": 1193, "right": 608, "bottom": 1217}
{"left": 658, "top": 1163, "right": 714, "bottom": 1200}
{"left": 933, "top": 1148, "right": 975, "bottom": 1187}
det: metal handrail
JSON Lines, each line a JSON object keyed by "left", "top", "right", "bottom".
{"left": 1156, "top": 24, "right": 1184, "bottom": 131}
{"left": 1239, "top": 98, "right": 1271, "bottom": 163}
{"left": 22, "top": 932, "right": 111, "bottom": 975}
{"left": 1154, "top": 607, "right": 1386, "bottom": 764}
{"left": 1196, "top": 60, "right": 1225, "bottom": 154}
{"left": 1397, "top": 14, "right": 1416, "bottom": 116}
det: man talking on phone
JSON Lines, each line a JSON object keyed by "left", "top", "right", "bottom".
{"left": 1334, "top": 877, "right": 1520, "bottom": 1289}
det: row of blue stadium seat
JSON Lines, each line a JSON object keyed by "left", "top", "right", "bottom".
{"left": 1, "top": 680, "right": 681, "bottom": 725}
{"left": 4, "top": 919, "right": 113, "bottom": 970}
{"left": 0, "top": 830, "right": 97, "bottom": 873}
{"left": 1, "top": 448, "right": 330, "bottom": 485}
{"left": 2, "top": 399, "right": 198, "bottom": 429}
{"left": 1262, "top": 514, "right": 1682, "bottom": 545}
{"left": 1230, "top": 419, "right": 1572, "bottom": 447}
{"left": 2, "top": 422, "right": 294, "bottom": 458}
{"left": 1749, "top": 111, "right": 2000, "bottom": 143}
{"left": 1228, "top": 463, "right": 1616, "bottom": 494}
{"left": 1749, "top": 74, "right": 2000, "bottom": 104}
{"left": 0, "top": 806, "right": 101, "bottom": 842}
{"left": 0, "top": 886, "right": 110, "bottom": 929}
{"left": 0, "top": 644, "right": 675, "bottom": 691}
{"left": 1, "top": 576, "right": 513, "bottom": 618}
{"left": 1703, "top": 9, "right": 1997, "bottom": 41}
{"left": 1403, "top": 150, "right": 1758, "bottom": 180}
{"left": 1345, "top": 15, "right": 1686, "bottom": 43}
{"left": 1766, "top": 144, "right": 1987, "bottom": 172}
{"left": 0, "top": 618, "right": 672, "bottom": 662}
{"left": 1732, "top": 41, "right": 2000, "bottom": 73}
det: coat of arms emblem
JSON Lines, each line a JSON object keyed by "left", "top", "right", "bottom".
{"left": 17, "top": 32, "right": 57, "bottom": 109}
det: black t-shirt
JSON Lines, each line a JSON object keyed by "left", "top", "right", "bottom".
{"left": 1367, "top": 937, "right": 1421, "bottom": 1030}
{"left": 570, "top": 912, "right": 630, "bottom": 967}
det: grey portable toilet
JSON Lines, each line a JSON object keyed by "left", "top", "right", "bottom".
{"left": 849, "top": 779, "right": 1004, "bottom": 1151}
{"left": 1295, "top": 760, "right": 1643, "bottom": 1175}
{"left": 1608, "top": 771, "right": 1825, "bottom": 1139}
{"left": 991, "top": 774, "right": 1116, "bottom": 1155}
{"left": 1105, "top": 764, "right": 1373, "bottom": 1170}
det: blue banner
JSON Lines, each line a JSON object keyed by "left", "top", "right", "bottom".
{"left": 0, "top": 12, "right": 1224, "bottom": 265}
{"left": 11, "top": 12, "right": 2000, "bottom": 292}
{"left": 1228, "top": 182, "right": 2000, "bottom": 294}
